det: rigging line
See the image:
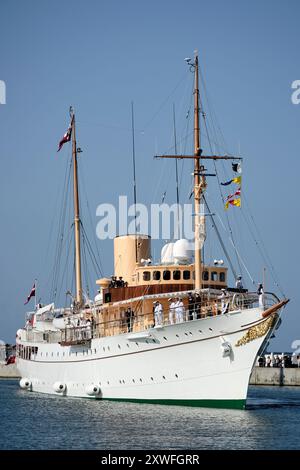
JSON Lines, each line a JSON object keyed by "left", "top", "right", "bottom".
{"left": 179, "top": 83, "right": 194, "bottom": 204}
{"left": 242, "top": 191, "right": 285, "bottom": 295}
{"left": 56, "top": 227, "right": 74, "bottom": 301}
{"left": 199, "top": 68, "right": 230, "bottom": 155}
{"left": 51, "top": 155, "right": 72, "bottom": 300}
{"left": 81, "top": 223, "right": 103, "bottom": 278}
{"left": 81, "top": 230, "right": 91, "bottom": 299}
{"left": 240, "top": 196, "right": 286, "bottom": 297}
{"left": 203, "top": 196, "right": 237, "bottom": 279}
{"left": 199, "top": 69, "right": 246, "bottom": 256}
{"left": 201, "top": 108, "right": 243, "bottom": 277}
{"left": 142, "top": 71, "right": 188, "bottom": 131}
{"left": 78, "top": 158, "right": 104, "bottom": 276}
{"left": 214, "top": 209, "right": 255, "bottom": 285}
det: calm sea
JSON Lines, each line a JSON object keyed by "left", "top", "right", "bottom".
{"left": 0, "top": 379, "right": 300, "bottom": 450}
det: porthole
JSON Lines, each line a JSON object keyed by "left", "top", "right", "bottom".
{"left": 175, "top": 374, "right": 178, "bottom": 378}
{"left": 176, "top": 334, "right": 179, "bottom": 338}
{"left": 94, "top": 349, "right": 97, "bottom": 354}
{"left": 198, "top": 330, "right": 202, "bottom": 334}
{"left": 209, "top": 328, "right": 213, "bottom": 332}
{"left": 119, "top": 380, "right": 122, "bottom": 384}
{"left": 122, "top": 380, "right": 125, "bottom": 384}
{"left": 189, "top": 332, "right": 193, "bottom": 336}
{"left": 163, "top": 336, "right": 168, "bottom": 341}
{"left": 136, "top": 342, "right": 139, "bottom": 347}
{"left": 151, "top": 377, "right": 154, "bottom": 381}
{"left": 103, "top": 347, "right": 105, "bottom": 352}
{"left": 139, "top": 378, "right": 142, "bottom": 382}
{"left": 127, "top": 344, "right": 130, "bottom": 348}
{"left": 132, "top": 379, "right": 135, "bottom": 383}
{"left": 118, "top": 344, "right": 121, "bottom": 349}
{"left": 184, "top": 332, "right": 188, "bottom": 336}
{"left": 108, "top": 346, "right": 110, "bottom": 351}
{"left": 162, "top": 376, "right": 166, "bottom": 380}
{"left": 107, "top": 381, "right": 110, "bottom": 385}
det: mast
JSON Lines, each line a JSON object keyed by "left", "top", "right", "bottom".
{"left": 193, "top": 52, "right": 203, "bottom": 291}
{"left": 71, "top": 109, "right": 83, "bottom": 306}
{"left": 154, "top": 53, "right": 242, "bottom": 290}
{"left": 131, "top": 101, "right": 138, "bottom": 264}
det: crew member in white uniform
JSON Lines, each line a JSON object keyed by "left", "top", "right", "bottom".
{"left": 175, "top": 297, "right": 185, "bottom": 323}
{"left": 168, "top": 298, "right": 176, "bottom": 324}
{"left": 154, "top": 301, "right": 163, "bottom": 326}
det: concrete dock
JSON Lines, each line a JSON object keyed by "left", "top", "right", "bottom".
{"left": 250, "top": 367, "right": 300, "bottom": 386}
{"left": 0, "top": 363, "right": 20, "bottom": 378}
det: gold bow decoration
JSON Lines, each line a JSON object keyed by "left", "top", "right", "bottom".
{"left": 235, "top": 314, "right": 277, "bottom": 347}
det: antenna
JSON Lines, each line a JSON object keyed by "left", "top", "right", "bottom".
{"left": 131, "top": 101, "right": 138, "bottom": 263}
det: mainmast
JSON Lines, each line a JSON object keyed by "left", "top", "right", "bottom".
{"left": 71, "top": 109, "right": 83, "bottom": 307}
{"left": 154, "top": 52, "right": 242, "bottom": 290}
{"left": 193, "top": 53, "right": 203, "bottom": 291}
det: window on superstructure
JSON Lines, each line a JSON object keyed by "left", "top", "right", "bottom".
{"left": 173, "top": 270, "right": 181, "bottom": 280}
{"left": 211, "top": 272, "right": 218, "bottom": 282}
{"left": 163, "top": 270, "right": 171, "bottom": 280}
{"left": 183, "top": 270, "right": 191, "bottom": 280}
{"left": 219, "top": 272, "right": 226, "bottom": 282}
{"left": 153, "top": 270, "right": 161, "bottom": 281}
{"left": 143, "top": 271, "right": 150, "bottom": 281}
{"left": 202, "top": 271, "right": 209, "bottom": 281}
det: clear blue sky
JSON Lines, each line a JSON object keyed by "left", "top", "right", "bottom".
{"left": 0, "top": 0, "right": 299, "bottom": 350}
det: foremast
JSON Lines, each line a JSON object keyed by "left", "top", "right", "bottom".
{"left": 70, "top": 109, "right": 83, "bottom": 307}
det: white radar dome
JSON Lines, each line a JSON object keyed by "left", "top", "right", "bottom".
{"left": 173, "top": 239, "right": 192, "bottom": 264}
{"left": 161, "top": 243, "right": 174, "bottom": 264}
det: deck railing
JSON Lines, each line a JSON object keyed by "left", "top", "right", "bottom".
{"left": 22, "top": 291, "right": 279, "bottom": 344}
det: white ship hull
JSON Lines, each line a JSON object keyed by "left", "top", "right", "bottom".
{"left": 17, "top": 307, "right": 278, "bottom": 409}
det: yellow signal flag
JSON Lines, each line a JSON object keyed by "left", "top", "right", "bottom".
{"left": 232, "top": 198, "right": 241, "bottom": 207}
{"left": 232, "top": 176, "right": 242, "bottom": 185}
{"left": 224, "top": 198, "right": 241, "bottom": 210}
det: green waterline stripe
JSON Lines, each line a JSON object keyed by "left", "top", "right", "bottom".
{"left": 103, "top": 397, "right": 246, "bottom": 410}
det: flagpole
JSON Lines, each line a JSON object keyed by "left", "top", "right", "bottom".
{"left": 34, "top": 278, "right": 37, "bottom": 310}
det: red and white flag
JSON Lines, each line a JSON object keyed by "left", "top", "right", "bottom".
{"left": 24, "top": 283, "right": 36, "bottom": 305}
{"left": 57, "top": 125, "right": 72, "bottom": 152}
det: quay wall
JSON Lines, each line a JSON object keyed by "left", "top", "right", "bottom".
{"left": 250, "top": 366, "right": 300, "bottom": 386}
{"left": 0, "top": 363, "right": 20, "bottom": 378}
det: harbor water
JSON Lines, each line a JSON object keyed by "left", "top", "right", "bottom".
{"left": 1, "top": 379, "right": 300, "bottom": 450}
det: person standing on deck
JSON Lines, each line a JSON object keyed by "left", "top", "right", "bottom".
{"left": 175, "top": 297, "right": 184, "bottom": 323}
{"left": 257, "top": 283, "right": 264, "bottom": 308}
{"left": 188, "top": 293, "right": 195, "bottom": 321}
{"left": 153, "top": 301, "right": 163, "bottom": 326}
{"left": 168, "top": 298, "right": 176, "bottom": 324}
{"left": 235, "top": 276, "right": 243, "bottom": 290}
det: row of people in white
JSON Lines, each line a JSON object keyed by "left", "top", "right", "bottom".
{"left": 153, "top": 299, "right": 185, "bottom": 327}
